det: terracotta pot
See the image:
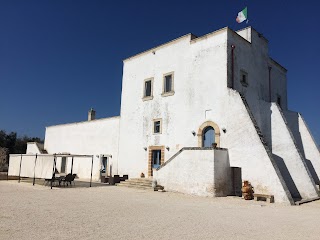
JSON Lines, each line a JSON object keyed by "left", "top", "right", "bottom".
{"left": 241, "top": 181, "right": 253, "bottom": 200}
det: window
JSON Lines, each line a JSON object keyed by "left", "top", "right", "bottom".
{"left": 240, "top": 70, "right": 248, "bottom": 87}
{"left": 145, "top": 80, "right": 152, "bottom": 97}
{"left": 162, "top": 72, "right": 174, "bottom": 96}
{"left": 164, "top": 75, "right": 172, "bottom": 92}
{"left": 143, "top": 78, "right": 153, "bottom": 101}
{"left": 153, "top": 119, "right": 162, "bottom": 134}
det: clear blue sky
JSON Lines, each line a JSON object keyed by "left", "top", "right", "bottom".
{"left": 0, "top": 0, "right": 319, "bottom": 145}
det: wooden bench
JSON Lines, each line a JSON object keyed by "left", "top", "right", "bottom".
{"left": 253, "top": 194, "right": 274, "bottom": 203}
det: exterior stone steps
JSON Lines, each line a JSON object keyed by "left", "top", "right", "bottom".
{"left": 127, "top": 178, "right": 153, "bottom": 183}
{"left": 240, "top": 93, "right": 269, "bottom": 149}
{"left": 294, "top": 197, "right": 320, "bottom": 205}
{"left": 117, "top": 178, "right": 165, "bottom": 191}
{"left": 117, "top": 178, "right": 154, "bottom": 190}
{"left": 117, "top": 182, "right": 153, "bottom": 188}
{"left": 117, "top": 184, "right": 154, "bottom": 190}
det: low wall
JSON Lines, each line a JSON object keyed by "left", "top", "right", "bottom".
{"left": 154, "top": 148, "right": 231, "bottom": 197}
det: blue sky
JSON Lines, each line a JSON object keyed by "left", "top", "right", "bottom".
{"left": 0, "top": 0, "right": 319, "bottom": 145}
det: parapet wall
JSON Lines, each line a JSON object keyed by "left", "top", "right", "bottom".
{"left": 155, "top": 148, "right": 231, "bottom": 197}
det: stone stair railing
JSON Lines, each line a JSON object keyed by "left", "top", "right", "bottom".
{"left": 35, "top": 142, "right": 48, "bottom": 154}
{"left": 239, "top": 93, "right": 273, "bottom": 156}
{"left": 156, "top": 147, "right": 225, "bottom": 171}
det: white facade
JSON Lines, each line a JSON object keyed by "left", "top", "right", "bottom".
{"left": 9, "top": 26, "right": 320, "bottom": 204}
{"left": 154, "top": 148, "right": 231, "bottom": 197}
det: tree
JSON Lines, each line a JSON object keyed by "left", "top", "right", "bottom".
{"left": 0, "top": 130, "right": 43, "bottom": 154}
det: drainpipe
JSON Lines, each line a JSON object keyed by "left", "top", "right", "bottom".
{"left": 231, "top": 45, "right": 236, "bottom": 89}
{"left": 268, "top": 66, "right": 272, "bottom": 102}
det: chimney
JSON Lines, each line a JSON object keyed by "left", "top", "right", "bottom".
{"left": 88, "top": 108, "right": 96, "bottom": 121}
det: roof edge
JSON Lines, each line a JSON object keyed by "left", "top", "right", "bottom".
{"left": 46, "top": 116, "right": 121, "bottom": 129}
{"left": 123, "top": 33, "right": 195, "bottom": 63}
{"left": 269, "top": 57, "right": 287, "bottom": 72}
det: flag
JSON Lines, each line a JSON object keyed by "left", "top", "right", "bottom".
{"left": 236, "top": 7, "right": 248, "bottom": 23}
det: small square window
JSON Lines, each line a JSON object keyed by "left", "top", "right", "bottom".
{"left": 143, "top": 78, "right": 153, "bottom": 101}
{"left": 162, "top": 72, "right": 175, "bottom": 96}
{"left": 240, "top": 70, "right": 248, "bottom": 87}
{"left": 153, "top": 119, "right": 162, "bottom": 134}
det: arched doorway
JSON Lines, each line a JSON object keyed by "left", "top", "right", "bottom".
{"left": 202, "top": 126, "right": 215, "bottom": 147}
{"left": 198, "top": 121, "right": 220, "bottom": 147}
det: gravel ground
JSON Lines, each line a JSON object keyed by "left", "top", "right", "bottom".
{"left": 1, "top": 181, "right": 320, "bottom": 240}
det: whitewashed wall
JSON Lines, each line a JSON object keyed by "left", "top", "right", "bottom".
{"left": 118, "top": 29, "right": 229, "bottom": 178}
{"left": 45, "top": 116, "right": 120, "bottom": 175}
{"left": 228, "top": 28, "right": 287, "bottom": 146}
{"left": 270, "top": 104, "right": 318, "bottom": 199}
{"left": 26, "top": 143, "right": 42, "bottom": 154}
{"left": 117, "top": 27, "right": 294, "bottom": 204}
{"left": 298, "top": 114, "right": 320, "bottom": 185}
{"left": 155, "top": 149, "right": 231, "bottom": 197}
{"left": 285, "top": 110, "right": 320, "bottom": 185}
{"left": 223, "top": 90, "right": 293, "bottom": 204}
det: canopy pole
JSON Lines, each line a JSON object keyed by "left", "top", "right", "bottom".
{"left": 71, "top": 156, "right": 74, "bottom": 175}
{"left": 90, "top": 155, "right": 94, "bottom": 187}
{"left": 32, "top": 153, "right": 37, "bottom": 186}
{"left": 18, "top": 154, "right": 22, "bottom": 183}
{"left": 51, "top": 154, "right": 56, "bottom": 190}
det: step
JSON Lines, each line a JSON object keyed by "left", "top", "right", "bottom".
{"left": 118, "top": 179, "right": 152, "bottom": 184}
{"left": 117, "top": 182, "right": 152, "bottom": 187}
{"left": 122, "top": 181, "right": 152, "bottom": 185}
{"left": 294, "top": 197, "right": 320, "bottom": 205}
{"left": 117, "top": 184, "right": 153, "bottom": 190}
{"left": 125, "top": 179, "right": 153, "bottom": 183}
{"left": 130, "top": 178, "right": 153, "bottom": 182}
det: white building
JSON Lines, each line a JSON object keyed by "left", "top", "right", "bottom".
{"left": 9, "top": 26, "right": 320, "bottom": 205}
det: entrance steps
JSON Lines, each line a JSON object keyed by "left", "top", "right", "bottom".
{"left": 117, "top": 178, "right": 154, "bottom": 190}
{"left": 117, "top": 178, "right": 164, "bottom": 191}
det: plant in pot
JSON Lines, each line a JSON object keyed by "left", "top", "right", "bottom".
{"left": 212, "top": 143, "right": 217, "bottom": 149}
{"left": 140, "top": 172, "right": 145, "bottom": 178}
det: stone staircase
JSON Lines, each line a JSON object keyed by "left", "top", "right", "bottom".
{"left": 117, "top": 178, "right": 163, "bottom": 191}
{"left": 239, "top": 93, "right": 272, "bottom": 153}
